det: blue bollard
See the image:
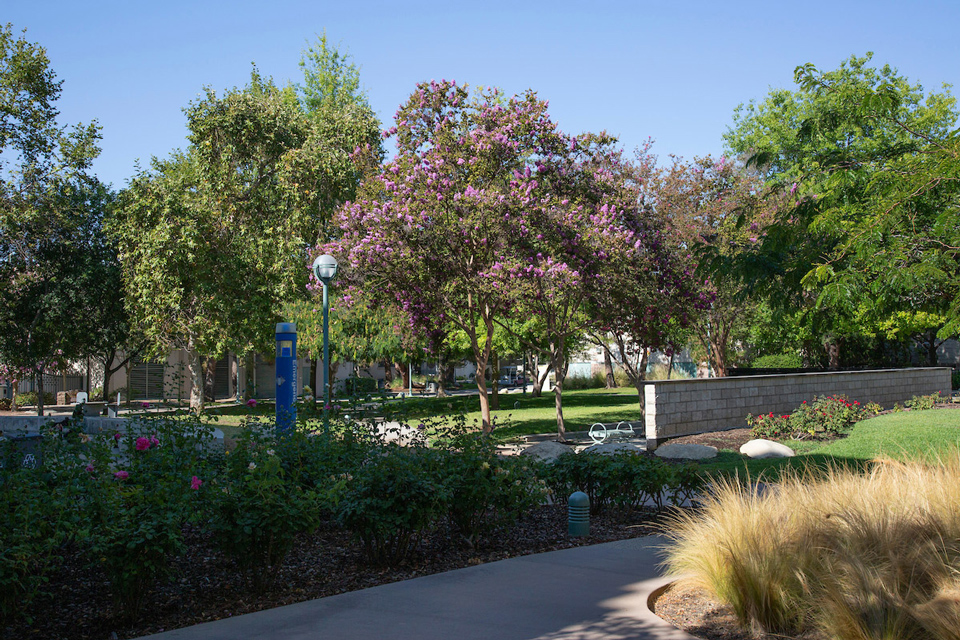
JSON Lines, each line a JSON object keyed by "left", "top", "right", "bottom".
{"left": 275, "top": 322, "right": 297, "bottom": 433}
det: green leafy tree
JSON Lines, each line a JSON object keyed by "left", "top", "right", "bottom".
{"left": 0, "top": 24, "right": 109, "bottom": 415}
{"left": 119, "top": 74, "right": 312, "bottom": 410}
{"left": 723, "top": 54, "right": 959, "bottom": 366}
{"left": 656, "top": 155, "right": 780, "bottom": 376}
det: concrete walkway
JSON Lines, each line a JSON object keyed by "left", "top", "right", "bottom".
{"left": 138, "top": 536, "right": 696, "bottom": 640}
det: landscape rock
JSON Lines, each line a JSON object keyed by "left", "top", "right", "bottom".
{"left": 581, "top": 442, "right": 644, "bottom": 456}
{"left": 520, "top": 440, "right": 575, "bottom": 463}
{"left": 654, "top": 443, "right": 718, "bottom": 460}
{"left": 740, "top": 439, "right": 796, "bottom": 459}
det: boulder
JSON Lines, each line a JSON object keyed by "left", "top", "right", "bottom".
{"left": 520, "top": 440, "right": 574, "bottom": 463}
{"left": 581, "top": 442, "right": 644, "bottom": 456}
{"left": 654, "top": 443, "right": 718, "bottom": 460}
{"left": 740, "top": 439, "right": 796, "bottom": 459}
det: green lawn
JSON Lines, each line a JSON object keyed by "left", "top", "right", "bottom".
{"left": 466, "top": 387, "right": 642, "bottom": 440}
{"left": 698, "top": 408, "right": 960, "bottom": 478}
{"left": 148, "top": 387, "right": 642, "bottom": 443}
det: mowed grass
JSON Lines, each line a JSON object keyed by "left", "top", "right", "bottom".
{"left": 700, "top": 408, "right": 960, "bottom": 478}
{"left": 463, "top": 387, "right": 642, "bottom": 440}
{"left": 168, "top": 387, "right": 642, "bottom": 442}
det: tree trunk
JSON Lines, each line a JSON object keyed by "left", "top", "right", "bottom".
{"left": 667, "top": 352, "right": 675, "bottom": 380}
{"left": 308, "top": 357, "right": 318, "bottom": 404}
{"left": 399, "top": 363, "right": 410, "bottom": 392}
{"left": 473, "top": 345, "right": 493, "bottom": 433}
{"left": 603, "top": 347, "right": 616, "bottom": 388}
{"left": 824, "top": 335, "right": 841, "bottom": 371}
{"left": 188, "top": 349, "right": 204, "bottom": 412}
{"left": 243, "top": 352, "right": 255, "bottom": 399}
{"left": 34, "top": 371, "right": 44, "bottom": 416}
{"left": 533, "top": 361, "right": 552, "bottom": 397}
{"left": 632, "top": 348, "right": 649, "bottom": 406}
{"left": 203, "top": 357, "right": 216, "bottom": 402}
{"left": 436, "top": 356, "right": 450, "bottom": 398}
{"left": 551, "top": 345, "right": 568, "bottom": 441}
{"left": 490, "top": 349, "right": 500, "bottom": 410}
{"left": 927, "top": 330, "right": 939, "bottom": 366}
{"left": 383, "top": 361, "right": 394, "bottom": 386}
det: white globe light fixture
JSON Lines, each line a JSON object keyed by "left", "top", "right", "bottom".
{"left": 311, "top": 255, "right": 339, "bottom": 422}
{"left": 312, "top": 254, "right": 339, "bottom": 284}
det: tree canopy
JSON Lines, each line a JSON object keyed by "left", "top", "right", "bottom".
{"left": 721, "top": 54, "right": 960, "bottom": 365}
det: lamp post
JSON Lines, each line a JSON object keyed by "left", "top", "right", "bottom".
{"left": 312, "top": 255, "right": 338, "bottom": 425}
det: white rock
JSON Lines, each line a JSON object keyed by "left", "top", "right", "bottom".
{"left": 654, "top": 443, "right": 718, "bottom": 460}
{"left": 520, "top": 440, "right": 575, "bottom": 463}
{"left": 740, "top": 439, "right": 796, "bottom": 459}
{"left": 581, "top": 442, "right": 644, "bottom": 456}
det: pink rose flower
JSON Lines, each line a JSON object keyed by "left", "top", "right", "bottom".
{"left": 246, "top": 399, "right": 257, "bottom": 408}
{"left": 114, "top": 471, "right": 129, "bottom": 480}
{"left": 190, "top": 476, "right": 202, "bottom": 490}
{"left": 85, "top": 464, "right": 95, "bottom": 473}
{"left": 135, "top": 437, "right": 151, "bottom": 451}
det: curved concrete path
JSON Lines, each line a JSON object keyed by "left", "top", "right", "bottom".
{"left": 138, "top": 535, "right": 697, "bottom": 640}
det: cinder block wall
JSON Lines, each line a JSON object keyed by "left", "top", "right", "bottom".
{"left": 643, "top": 368, "right": 952, "bottom": 448}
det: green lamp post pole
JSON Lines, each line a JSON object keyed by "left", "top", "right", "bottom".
{"left": 312, "top": 255, "right": 338, "bottom": 427}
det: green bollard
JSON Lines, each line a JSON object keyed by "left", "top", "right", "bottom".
{"left": 568, "top": 491, "right": 590, "bottom": 537}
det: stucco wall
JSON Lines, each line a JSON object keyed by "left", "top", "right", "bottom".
{"left": 643, "top": 368, "right": 952, "bottom": 448}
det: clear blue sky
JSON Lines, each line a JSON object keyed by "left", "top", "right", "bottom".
{"left": 8, "top": 0, "right": 960, "bottom": 189}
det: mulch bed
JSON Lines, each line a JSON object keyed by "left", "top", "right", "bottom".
{"left": 3, "top": 505, "right": 666, "bottom": 640}
{"left": 652, "top": 579, "right": 828, "bottom": 640}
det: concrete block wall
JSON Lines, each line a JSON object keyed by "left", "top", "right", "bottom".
{"left": 643, "top": 368, "right": 952, "bottom": 448}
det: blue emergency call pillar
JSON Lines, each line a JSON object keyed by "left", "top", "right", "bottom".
{"left": 275, "top": 322, "right": 298, "bottom": 433}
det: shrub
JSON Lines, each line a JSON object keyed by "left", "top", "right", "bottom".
{"left": 748, "top": 395, "right": 874, "bottom": 440}
{"left": 746, "top": 412, "right": 792, "bottom": 439}
{"left": 0, "top": 465, "right": 64, "bottom": 623}
{"left": 89, "top": 484, "right": 186, "bottom": 621}
{"left": 12, "top": 390, "right": 55, "bottom": 408}
{"left": 539, "top": 451, "right": 695, "bottom": 514}
{"left": 334, "top": 446, "right": 447, "bottom": 565}
{"left": 750, "top": 353, "right": 803, "bottom": 368}
{"left": 344, "top": 376, "right": 378, "bottom": 396}
{"left": 207, "top": 429, "right": 321, "bottom": 592}
{"left": 905, "top": 391, "right": 944, "bottom": 411}
{"left": 0, "top": 398, "right": 10, "bottom": 411}
{"left": 645, "top": 363, "right": 693, "bottom": 380}
{"left": 613, "top": 369, "right": 633, "bottom": 388}
{"left": 563, "top": 372, "right": 606, "bottom": 390}
{"left": 433, "top": 437, "right": 545, "bottom": 547}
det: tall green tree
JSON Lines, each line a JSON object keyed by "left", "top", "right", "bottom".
{"left": 722, "top": 54, "right": 959, "bottom": 366}
{"left": 0, "top": 24, "right": 108, "bottom": 415}
{"left": 291, "top": 34, "right": 384, "bottom": 390}
{"left": 119, "top": 74, "right": 313, "bottom": 410}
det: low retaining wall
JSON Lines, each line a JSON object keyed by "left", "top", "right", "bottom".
{"left": 0, "top": 416, "right": 224, "bottom": 468}
{"left": 643, "top": 368, "right": 952, "bottom": 449}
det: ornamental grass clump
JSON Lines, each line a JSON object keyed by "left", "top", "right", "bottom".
{"left": 663, "top": 451, "right": 960, "bottom": 639}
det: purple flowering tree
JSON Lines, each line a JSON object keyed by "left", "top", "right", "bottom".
{"left": 329, "top": 80, "right": 575, "bottom": 433}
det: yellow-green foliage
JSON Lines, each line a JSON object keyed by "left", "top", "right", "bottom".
{"left": 663, "top": 452, "right": 960, "bottom": 639}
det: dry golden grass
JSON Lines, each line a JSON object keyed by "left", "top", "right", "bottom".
{"left": 663, "top": 450, "right": 960, "bottom": 639}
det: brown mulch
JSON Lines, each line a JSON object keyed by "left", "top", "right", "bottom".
{"left": 3, "top": 505, "right": 666, "bottom": 640}
{"left": 653, "top": 579, "right": 828, "bottom": 640}
{"left": 665, "top": 428, "right": 755, "bottom": 451}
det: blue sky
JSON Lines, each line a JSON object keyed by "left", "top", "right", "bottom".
{"left": 8, "top": 0, "right": 960, "bottom": 189}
